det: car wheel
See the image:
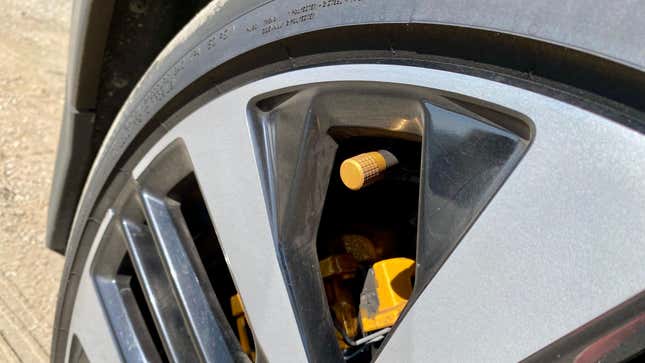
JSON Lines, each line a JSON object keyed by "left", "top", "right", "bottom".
{"left": 52, "top": 1, "right": 645, "bottom": 362}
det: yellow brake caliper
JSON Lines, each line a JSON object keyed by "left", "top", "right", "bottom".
{"left": 359, "top": 257, "right": 415, "bottom": 333}
{"left": 230, "top": 294, "right": 255, "bottom": 360}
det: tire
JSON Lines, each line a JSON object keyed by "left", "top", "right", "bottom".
{"left": 52, "top": 1, "right": 645, "bottom": 362}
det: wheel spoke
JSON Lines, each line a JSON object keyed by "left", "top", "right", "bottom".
{"left": 134, "top": 189, "right": 243, "bottom": 363}
{"left": 175, "top": 91, "right": 310, "bottom": 361}
{"left": 120, "top": 218, "right": 200, "bottom": 362}
{"left": 95, "top": 274, "right": 162, "bottom": 363}
{"left": 378, "top": 92, "right": 645, "bottom": 362}
{"left": 413, "top": 101, "right": 527, "bottom": 295}
{"left": 67, "top": 277, "right": 124, "bottom": 363}
{"left": 66, "top": 211, "right": 123, "bottom": 363}
{"left": 253, "top": 91, "right": 346, "bottom": 361}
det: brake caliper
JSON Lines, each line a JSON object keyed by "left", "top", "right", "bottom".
{"left": 230, "top": 294, "right": 255, "bottom": 360}
{"left": 359, "top": 257, "right": 415, "bottom": 333}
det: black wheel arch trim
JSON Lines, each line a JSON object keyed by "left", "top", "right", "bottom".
{"left": 47, "top": 0, "right": 114, "bottom": 254}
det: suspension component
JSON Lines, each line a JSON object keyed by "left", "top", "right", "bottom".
{"left": 340, "top": 150, "right": 398, "bottom": 190}
{"left": 359, "top": 257, "right": 415, "bottom": 333}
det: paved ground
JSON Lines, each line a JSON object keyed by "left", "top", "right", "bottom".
{"left": 0, "top": 0, "right": 71, "bottom": 361}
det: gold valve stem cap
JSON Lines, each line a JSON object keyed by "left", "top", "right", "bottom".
{"left": 340, "top": 150, "right": 398, "bottom": 190}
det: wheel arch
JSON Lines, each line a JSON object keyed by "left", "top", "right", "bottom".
{"left": 47, "top": 0, "right": 211, "bottom": 254}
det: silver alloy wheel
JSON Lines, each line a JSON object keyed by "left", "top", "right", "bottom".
{"left": 65, "top": 64, "right": 645, "bottom": 362}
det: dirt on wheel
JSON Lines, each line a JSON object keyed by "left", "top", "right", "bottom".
{"left": 0, "top": 0, "right": 71, "bottom": 361}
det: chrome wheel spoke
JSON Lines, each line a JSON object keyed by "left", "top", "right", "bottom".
{"left": 133, "top": 189, "right": 242, "bottom": 363}
{"left": 67, "top": 277, "right": 123, "bottom": 363}
{"left": 120, "top": 218, "right": 200, "bottom": 362}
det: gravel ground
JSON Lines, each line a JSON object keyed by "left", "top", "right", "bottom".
{"left": 0, "top": 0, "right": 71, "bottom": 361}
